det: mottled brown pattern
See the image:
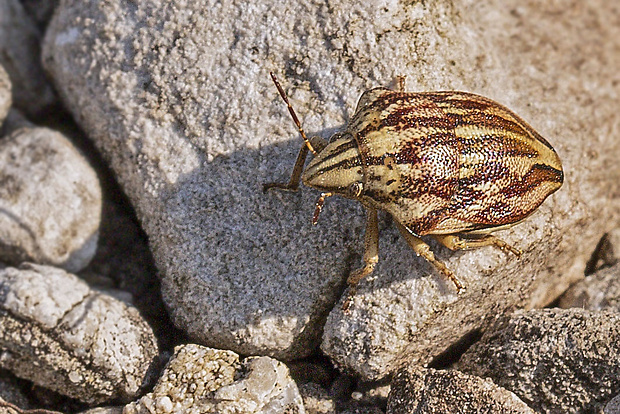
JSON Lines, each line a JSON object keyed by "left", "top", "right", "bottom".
{"left": 398, "top": 176, "right": 458, "bottom": 200}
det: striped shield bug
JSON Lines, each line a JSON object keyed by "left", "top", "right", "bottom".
{"left": 265, "top": 72, "right": 563, "bottom": 305}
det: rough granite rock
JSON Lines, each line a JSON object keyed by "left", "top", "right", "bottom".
{"left": 0, "top": 64, "right": 10, "bottom": 125}
{"left": 387, "top": 365, "right": 534, "bottom": 414}
{"left": 339, "top": 408, "right": 384, "bottom": 414}
{"left": 606, "top": 394, "right": 620, "bottom": 414}
{"left": 79, "top": 408, "right": 123, "bottom": 414}
{"left": 0, "top": 264, "right": 159, "bottom": 405}
{"left": 559, "top": 261, "right": 620, "bottom": 311}
{"left": 0, "top": 0, "right": 56, "bottom": 117}
{"left": 457, "top": 308, "right": 620, "bottom": 414}
{"left": 124, "top": 344, "right": 305, "bottom": 414}
{"left": 0, "top": 126, "right": 101, "bottom": 272}
{"left": 42, "top": 0, "right": 620, "bottom": 379}
{"left": 298, "top": 383, "right": 335, "bottom": 414}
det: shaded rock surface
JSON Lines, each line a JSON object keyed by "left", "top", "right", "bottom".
{"left": 124, "top": 344, "right": 305, "bottom": 414}
{"left": 457, "top": 308, "right": 620, "bottom": 413}
{"left": 0, "top": 0, "right": 56, "bottom": 117}
{"left": 42, "top": 0, "right": 620, "bottom": 380}
{"left": 387, "top": 365, "right": 534, "bottom": 414}
{"left": 19, "top": 0, "right": 60, "bottom": 31}
{"left": 339, "top": 408, "right": 384, "bottom": 414}
{"left": 0, "top": 370, "right": 30, "bottom": 410}
{"left": 0, "top": 126, "right": 102, "bottom": 272}
{"left": 0, "top": 109, "right": 32, "bottom": 137}
{"left": 559, "top": 260, "right": 620, "bottom": 312}
{"left": 0, "top": 264, "right": 159, "bottom": 405}
{"left": 78, "top": 196, "right": 184, "bottom": 351}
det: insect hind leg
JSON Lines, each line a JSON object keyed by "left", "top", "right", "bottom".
{"left": 396, "top": 223, "right": 465, "bottom": 293}
{"left": 433, "top": 234, "right": 522, "bottom": 257}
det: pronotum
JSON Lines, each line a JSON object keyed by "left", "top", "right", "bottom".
{"left": 266, "top": 72, "right": 563, "bottom": 305}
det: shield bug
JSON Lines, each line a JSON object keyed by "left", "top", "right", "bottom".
{"left": 265, "top": 72, "right": 563, "bottom": 303}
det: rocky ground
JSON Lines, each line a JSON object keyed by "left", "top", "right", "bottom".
{"left": 1, "top": 0, "right": 619, "bottom": 413}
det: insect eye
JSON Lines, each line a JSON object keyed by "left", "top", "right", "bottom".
{"left": 348, "top": 182, "right": 363, "bottom": 197}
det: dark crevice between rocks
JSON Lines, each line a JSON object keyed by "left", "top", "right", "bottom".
{"left": 428, "top": 328, "right": 483, "bottom": 370}
{"left": 24, "top": 381, "right": 87, "bottom": 414}
{"left": 584, "top": 232, "right": 616, "bottom": 276}
{"left": 549, "top": 232, "right": 616, "bottom": 309}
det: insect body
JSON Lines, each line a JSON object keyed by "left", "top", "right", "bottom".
{"left": 266, "top": 72, "right": 563, "bottom": 301}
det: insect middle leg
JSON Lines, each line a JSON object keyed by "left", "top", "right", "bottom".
{"left": 342, "top": 207, "right": 379, "bottom": 309}
{"left": 396, "top": 223, "right": 465, "bottom": 292}
{"left": 348, "top": 207, "right": 379, "bottom": 286}
{"left": 433, "top": 234, "right": 522, "bottom": 257}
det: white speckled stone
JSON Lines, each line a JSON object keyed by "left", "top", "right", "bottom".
{"left": 0, "top": 264, "right": 159, "bottom": 404}
{"left": 0, "top": 127, "right": 101, "bottom": 272}
{"left": 124, "top": 344, "right": 305, "bottom": 414}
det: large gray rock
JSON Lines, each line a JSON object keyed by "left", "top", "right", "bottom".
{"left": 124, "top": 344, "right": 305, "bottom": 414}
{"left": 0, "top": 264, "right": 159, "bottom": 405}
{"left": 42, "top": 0, "right": 620, "bottom": 379}
{"left": 0, "top": 127, "right": 101, "bottom": 272}
{"left": 457, "top": 308, "right": 620, "bottom": 413}
{"left": 0, "top": 0, "right": 56, "bottom": 117}
{"left": 387, "top": 366, "right": 534, "bottom": 414}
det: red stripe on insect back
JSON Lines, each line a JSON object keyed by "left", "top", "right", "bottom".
{"left": 500, "top": 163, "right": 564, "bottom": 198}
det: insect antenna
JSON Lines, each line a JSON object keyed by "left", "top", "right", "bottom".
{"left": 270, "top": 72, "right": 317, "bottom": 155}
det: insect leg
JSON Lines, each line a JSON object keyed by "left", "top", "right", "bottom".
{"left": 396, "top": 223, "right": 465, "bottom": 292}
{"left": 263, "top": 144, "right": 309, "bottom": 192}
{"left": 433, "top": 234, "right": 522, "bottom": 257}
{"left": 347, "top": 207, "right": 380, "bottom": 287}
{"left": 342, "top": 207, "right": 379, "bottom": 309}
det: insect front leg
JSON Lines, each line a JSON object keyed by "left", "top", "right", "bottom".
{"left": 395, "top": 223, "right": 465, "bottom": 293}
{"left": 264, "top": 137, "right": 328, "bottom": 192}
{"left": 433, "top": 234, "right": 522, "bottom": 257}
{"left": 263, "top": 144, "right": 309, "bottom": 192}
